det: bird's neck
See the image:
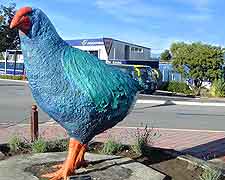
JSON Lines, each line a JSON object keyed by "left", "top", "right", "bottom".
{"left": 20, "top": 32, "right": 66, "bottom": 63}
{"left": 20, "top": 33, "right": 68, "bottom": 84}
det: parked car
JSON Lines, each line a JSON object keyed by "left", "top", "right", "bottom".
{"left": 109, "top": 63, "right": 157, "bottom": 94}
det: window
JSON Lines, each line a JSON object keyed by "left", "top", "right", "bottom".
{"left": 130, "top": 47, "right": 143, "bottom": 53}
{"left": 139, "top": 48, "right": 143, "bottom": 53}
{"left": 87, "top": 51, "right": 98, "bottom": 58}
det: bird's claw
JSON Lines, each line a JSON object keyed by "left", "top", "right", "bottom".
{"left": 41, "top": 165, "right": 73, "bottom": 180}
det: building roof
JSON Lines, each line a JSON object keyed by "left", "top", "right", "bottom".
{"left": 65, "top": 37, "right": 151, "bottom": 50}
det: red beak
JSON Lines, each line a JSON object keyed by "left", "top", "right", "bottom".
{"left": 10, "top": 7, "right": 32, "bottom": 34}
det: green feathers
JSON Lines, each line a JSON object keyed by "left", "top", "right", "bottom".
{"left": 62, "top": 47, "right": 139, "bottom": 112}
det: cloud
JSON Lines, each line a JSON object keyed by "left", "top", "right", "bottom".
{"left": 95, "top": 0, "right": 212, "bottom": 23}
{"left": 175, "top": 0, "right": 210, "bottom": 10}
{"left": 183, "top": 13, "right": 211, "bottom": 21}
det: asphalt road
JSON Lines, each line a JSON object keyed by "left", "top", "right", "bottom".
{"left": 1, "top": 80, "right": 225, "bottom": 131}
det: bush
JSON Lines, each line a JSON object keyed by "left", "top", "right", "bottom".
{"left": 0, "top": 75, "right": 24, "bottom": 80}
{"left": 101, "top": 139, "right": 124, "bottom": 155}
{"left": 167, "top": 81, "right": 192, "bottom": 94}
{"left": 200, "top": 166, "right": 222, "bottom": 180}
{"left": 210, "top": 79, "right": 225, "bottom": 97}
{"left": 158, "top": 82, "right": 169, "bottom": 91}
{"left": 31, "top": 138, "right": 47, "bottom": 153}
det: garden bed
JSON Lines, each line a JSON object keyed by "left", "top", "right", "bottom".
{"left": 0, "top": 139, "right": 224, "bottom": 180}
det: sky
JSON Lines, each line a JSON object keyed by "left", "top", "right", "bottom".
{"left": 1, "top": 0, "right": 225, "bottom": 54}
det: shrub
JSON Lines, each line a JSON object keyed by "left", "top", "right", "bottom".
{"left": 8, "top": 136, "right": 27, "bottom": 152}
{"left": 101, "top": 139, "right": 124, "bottom": 155}
{"left": 210, "top": 79, "right": 225, "bottom": 97}
{"left": 167, "top": 81, "right": 191, "bottom": 94}
{"left": 0, "top": 52, "right": 4, "bottom": 60}
{"left": 200, "top": 166, "right": 221, "bottom": 180}
{"left": 31, "top": 138, "right": 47, "bottom": 153}
{"left": 158, "top": 82, "right": 169, "bottom": 91}
{"left": 131, "top": 125, "right": 159, "bottom": 155}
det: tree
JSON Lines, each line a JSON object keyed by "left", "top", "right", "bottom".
{"left": 160, "top": 49, "right": 172, "bottom": 61}
{"left": 170, "top": 42, "right": 225, "bottom": 88}
{"left": 0, "top": 3, "right": 20, "bottom": 52}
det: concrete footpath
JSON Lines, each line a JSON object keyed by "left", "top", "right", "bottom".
{"left": 0, "top": 152, "right": 166, "bottom": 180}
{"left": 1, "top": 123, "right": 225, "bottom": 162}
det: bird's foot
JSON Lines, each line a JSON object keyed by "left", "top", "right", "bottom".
{"left": 41, "top": 138, "right": 87, "bottom": 180}
{"left": 51, "top": 160, "right": 88, "bottom": 170}
{"left": 51, "top": 163, "right": 64, "bottom": 169}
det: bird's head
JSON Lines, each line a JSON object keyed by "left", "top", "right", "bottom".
{"left": 10, "top": 7, "right": 54, "bottom": 39}
{"left": 10, "top": 7, "right": 32, "bottom": 35}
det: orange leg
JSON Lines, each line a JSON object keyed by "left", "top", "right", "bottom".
{"left": 41, "top": 138, "right": 87, "bottom": 180}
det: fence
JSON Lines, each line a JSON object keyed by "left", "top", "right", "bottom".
{"left": 0, "top": 61, "right": 25, "bottom": 75}
{"left": 159, "top": 63, "right": 183, "bottom": 82}
{"left": 0, "top": 50, "right": 25, "bottom": 76}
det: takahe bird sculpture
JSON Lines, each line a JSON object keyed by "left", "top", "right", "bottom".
{"left": 10, "top": 7, "right": 140, "bottom": 180}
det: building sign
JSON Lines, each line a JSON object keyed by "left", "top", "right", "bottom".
{"left": 66, "top": 38, "right": 104, "bottom": 46}
{"left": 81, "top": 40, "right": 88, "bottom": 46}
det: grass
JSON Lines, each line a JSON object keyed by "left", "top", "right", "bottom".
{"left": 7, "top": 136, "right": 69, "bottom": 154}
{"left": 0, "top": 74, "right": 24, "bottom": 80}
{"left": 8, "top": 136, "right": 28, "bottom": 153}
{"left": 199, "top": 166, "right": 222, "bottom": 180}
{"left": 31, "top": 138, "right": 47, "bottom": 153}
{"left": 101, "top": 139, "right": 124, "bottom": 155}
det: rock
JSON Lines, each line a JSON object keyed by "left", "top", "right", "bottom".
{"left": 0, "top": 152, "right": 5, "bottom": 160}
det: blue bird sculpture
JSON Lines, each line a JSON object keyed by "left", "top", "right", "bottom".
{"left": 10, "top": 7, "right": 140, "bottom": 180}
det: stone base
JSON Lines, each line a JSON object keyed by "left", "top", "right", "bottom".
{"left": 0, "top": 152, "right": 166, "bottom": 180}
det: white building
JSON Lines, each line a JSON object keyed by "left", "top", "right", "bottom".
{"left": 0, "top": 38, "right": 159, "bottom": 75}
{"left": 66, "top": 38, "right": 159, "bottom": 68}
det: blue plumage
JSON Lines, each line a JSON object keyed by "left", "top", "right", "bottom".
{"left": 20, "top": 8, "right": 140, "bottom": 143}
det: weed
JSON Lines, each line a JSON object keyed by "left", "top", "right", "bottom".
{"left": 131, "top": 125, "right": 159, "bottom": 155}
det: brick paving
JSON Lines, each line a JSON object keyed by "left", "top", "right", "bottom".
{"left": 1, "top": 123, "right": 225, "bottom": 161}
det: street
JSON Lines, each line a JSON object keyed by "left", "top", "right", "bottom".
{"left": 1, "top": 80, "right": 225, "bottom": 131}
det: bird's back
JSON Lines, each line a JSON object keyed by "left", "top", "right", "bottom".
{"left": 62, "top": 46, "right": 140, "bottom": 112}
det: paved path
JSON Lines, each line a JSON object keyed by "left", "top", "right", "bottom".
{"left": 1, "top": 123, "right": 225, "bottom": 161}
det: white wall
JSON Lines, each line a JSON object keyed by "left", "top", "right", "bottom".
{"left": 73, "top": 45, "right": 108, "bottom": 60}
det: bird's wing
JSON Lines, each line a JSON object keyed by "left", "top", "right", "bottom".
{"left": 61, "top": 46, "right": 140, "bottom": 112}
